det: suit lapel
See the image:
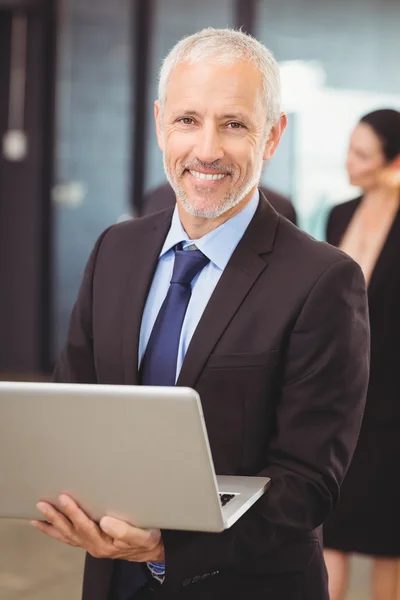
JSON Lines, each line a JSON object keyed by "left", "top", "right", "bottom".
{"left": 122, "top": 210, "right": 173, "bottom": 384}
{"left": 177, "top": 196, "right": 279, "bottom": 388}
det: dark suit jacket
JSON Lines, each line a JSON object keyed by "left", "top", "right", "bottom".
{"left": 54, "top": 195, "right": 369, "bottom": 600}
{"left": 140, "top": 182, "right": 297, "bottom": 225}
{"left": 327, "top": 197, "right": 400, "bottom": 422}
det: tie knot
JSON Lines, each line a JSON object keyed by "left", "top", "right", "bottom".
{"left": 171, "top": 246, "right": 209, "bottom": 285}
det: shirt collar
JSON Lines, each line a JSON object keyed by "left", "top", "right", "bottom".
{"left": 159, "top": 189, "right": 260, "bottom": 270}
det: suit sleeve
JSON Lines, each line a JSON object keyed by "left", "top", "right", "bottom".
{"left": 161, "top": 257, "right": 370, "bottom": 591}
{"left": 53, "top": 228, "right": 111, "bottom": 384}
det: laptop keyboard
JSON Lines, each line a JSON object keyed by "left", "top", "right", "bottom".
{"left": 219, "top": 493, "right": 235, "bottom": 507}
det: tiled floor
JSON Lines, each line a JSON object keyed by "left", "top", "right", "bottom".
{"left": 0, "top": 520, "right": 83, "bottom": 600}
{"left": 0, "top": 519, "right": 371, "bottom": 599}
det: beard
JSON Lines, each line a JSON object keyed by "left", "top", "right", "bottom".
{"left": 163, "top": 151, "right": 265, "bottom": 219}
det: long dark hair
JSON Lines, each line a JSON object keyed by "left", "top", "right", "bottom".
{"left": 359, "top": 109, "right": 400, "bottom": 162}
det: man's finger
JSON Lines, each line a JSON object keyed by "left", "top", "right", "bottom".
{"left": 31, "top": 520, "right": 72, "bottom": 545}
{"left": 58, "top": 495, "right": 87, "bottom": 525}
{"left": 58, "top": 494, "right": 115, "bottom": 547}
{"left": 36, "top": 502, "right": 74, "bottom": 540}
{"left": 100, "top": 517, "right": 160, "bottom": 548}
{"left": 99, "top": 517, "right": 132, "bottom": 540}
{"left": 112, "top": 539, "right": 132, "bottom": 550}
{"left": 58, "top": 495, "right": 100, "bottom": 535}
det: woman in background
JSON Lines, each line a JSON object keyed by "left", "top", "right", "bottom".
{"left": 323, "top": 109, "right": 400, "bottom": 600}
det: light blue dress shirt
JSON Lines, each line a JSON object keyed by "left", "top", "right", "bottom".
{"left": 138, "top": 190, "right": 259, "bottom": 379}
{"left": 141, "top": 190, "right": 259, "bottom": 581}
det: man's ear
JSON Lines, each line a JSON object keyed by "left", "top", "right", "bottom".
{"left": 263, "top": 113, "right": 288, "bottom": 161}
{"left": 154, "top": 100, "right": 165, "bottom": 152}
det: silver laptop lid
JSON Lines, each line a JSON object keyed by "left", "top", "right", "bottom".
{"left": 0, "top": 382, "right": 225, "bottom": 531}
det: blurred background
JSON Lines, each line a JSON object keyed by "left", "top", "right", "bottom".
{"left": 0, "top": 0, "right": 399, "bottom": 597}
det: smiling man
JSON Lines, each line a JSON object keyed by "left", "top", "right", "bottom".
{"left": 33, "top": 28, "right": 369, "bottom": 600}
{"left": 158, "top": 58, "right": 272, "bottom": 227}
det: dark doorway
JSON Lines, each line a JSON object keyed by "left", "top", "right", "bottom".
{"left": 0, "top": 4, "right": 55, "bottom": 374}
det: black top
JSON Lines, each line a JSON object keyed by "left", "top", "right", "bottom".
{"left": 327, "top": 196, "right": 400, "bottom": 422}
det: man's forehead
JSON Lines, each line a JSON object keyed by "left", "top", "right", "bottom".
{"left": 167, "top": 59, "right": 262, "bottom": 93}
{"left": 165, "top": 61, "right": 263, "bottom": 114}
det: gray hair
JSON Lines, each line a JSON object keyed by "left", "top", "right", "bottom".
{"left": 158, "top": 27, "right": 281, "bottom": 128}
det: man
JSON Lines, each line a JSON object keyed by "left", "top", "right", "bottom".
{"left": 140, "top": 181, "right": 298, "bottom": 224}
{"left": 31, "top": 28, "right": 369, "bottom": 600}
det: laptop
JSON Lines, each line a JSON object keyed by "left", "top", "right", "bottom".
{"left": 0, "top": 381, "right": 270, "bottom": 532}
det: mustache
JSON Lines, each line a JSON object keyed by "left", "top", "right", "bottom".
{"left": 182, "top": 160, "right": 233, "bottom": 175}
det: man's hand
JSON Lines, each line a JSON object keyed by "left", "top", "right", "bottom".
{"left": 31, "top": 494, "right": 165, "bottom": 562}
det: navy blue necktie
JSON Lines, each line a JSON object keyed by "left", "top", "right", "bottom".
{"left": 140, "top": 244, "right": 210, "bottom": 387}
{"left": 111, "top": 244, "right": 209, "bottom": 600}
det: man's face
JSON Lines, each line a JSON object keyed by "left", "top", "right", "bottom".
{"left": 155, "top": 60, "right": 284, "bottom": 219}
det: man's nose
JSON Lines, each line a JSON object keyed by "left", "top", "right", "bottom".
{"left": 194, "top": 125, "right": 224, "bottom": 165}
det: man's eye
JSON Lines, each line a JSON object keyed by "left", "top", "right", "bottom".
{"left": 179, "top": 118, "right": 195, "bottom": 125}
{"left": 227, "top": 122, "right": 245, "bottom": 129}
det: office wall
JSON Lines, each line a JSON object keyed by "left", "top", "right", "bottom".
{"left": 52, "top": 0, "right": 132, "bottom": 358}
{"left": 256, "top": 0, "right": 400, "bottom": 235}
